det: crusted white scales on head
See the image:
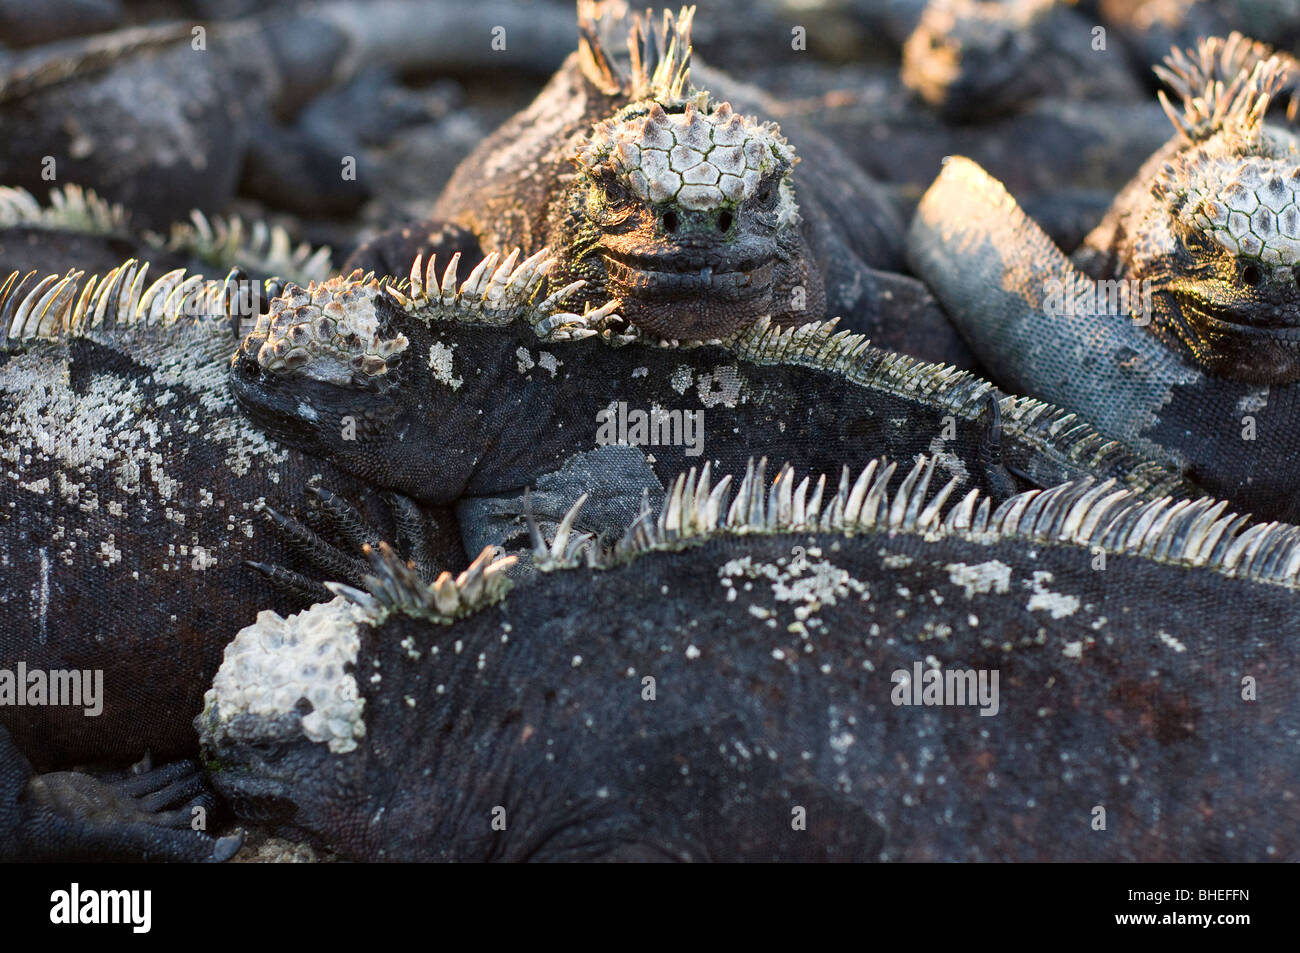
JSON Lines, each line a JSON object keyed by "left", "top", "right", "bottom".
{"left": 255, "top": 272, "right": 406, "bottom": 385}
{"left": 201, "top": 596, "right": 369, "bottom": 754}
{"left": 1177, "top": 153, "right": 1300, "bottom": 264}
{"left": 576, "top": 100, "right": 797, "bottom": 213}
{"left": 256, "top": 250, "right": 624, "bottom": 384}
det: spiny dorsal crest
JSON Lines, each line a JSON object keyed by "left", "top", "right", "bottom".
{"left": 576, "top": 99, "right": 797, "bottom": 211}
{"left": 578, "top": 1, "right": 696, "bottom": 102}
{"left": 255, "top": 250, "right": 623, "bottom": 383}
{"left": 610, "top": 456, "right": 1300, "bottom": 591}
{"left": 0, "top": 183, "right": 128, "bottom": 234}
{"left": 1, "top": 258, "right": 246, "bottom": 342}
{"left": 328, "top": 543, "right": 517, "bottom": 623}
{"left": 153, "top": 209, "right": 333, "bottom": 286}
{"left": 1155, "top": 32, "right": 1297, "bottom": 143}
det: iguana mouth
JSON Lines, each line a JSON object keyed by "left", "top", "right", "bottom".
{"left": 1178, "top": 293, "right": 1300, "bottom": 336}
{"left": 602, "top": 252, "right": 777, "bottom": 300}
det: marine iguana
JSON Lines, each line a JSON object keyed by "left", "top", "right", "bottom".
{"left": 200, "top": 455, "right": 1300, "bottom": 861}
{"left": 228, "top": 254, "right": 1195, "bottom": 568}
{"left": 0, "top": 248, "right": 597, "bottom": 771}
{"left": 906, "top": 34, "right": 1300, "bottom": 523}
{"left": 345, "top": 3, "right": 966, "bottom": 365}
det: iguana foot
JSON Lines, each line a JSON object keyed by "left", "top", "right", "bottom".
{"left": 0, "top": 726, "right": 241, "bottom": 862}
{"left": 977, "top": 393, "right": 1037, "bottom": 497}
{"left": 251, "top": 486, "right": 444, "bottom": 596}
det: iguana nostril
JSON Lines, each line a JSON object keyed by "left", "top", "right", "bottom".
{"left": 718, "top": 210, "right": 733, "bottom": 233}
{"left": 663, "top": 211, "right": 679, "bottom": 233}
{"left": 1242, "top": 264, "right": 1262, "bottom": 286}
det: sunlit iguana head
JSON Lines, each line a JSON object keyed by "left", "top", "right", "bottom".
{"left": 1128, "top": 33, "right": 1300, "bottom": 383}
{"left": 549, "top": 2, "right": 825, "bottom": 340}
{"left": 901, "top": 0, "right": 1053, "bottom": 121}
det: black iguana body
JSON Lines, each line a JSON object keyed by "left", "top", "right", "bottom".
{"left": 0, "top": 261, "right": 428, "bottom": 771}
{"left": 907, "top": 35, "right": 1300, "bottom": 523}
{"left": 228, "top": 258, "right": 1194, "bottom": 563}
{"left": 199, "top": 455, "right": 1299, "bottom": 861}
{"left": 345, "top": 3, "right": 968, "bottom": 366}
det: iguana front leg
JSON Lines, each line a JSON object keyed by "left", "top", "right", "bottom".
{"left": 0, "top": 726, "right": 241, "bottom": 862}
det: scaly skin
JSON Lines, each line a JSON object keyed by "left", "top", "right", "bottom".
{"left": 907, "top": 35, "right": 1300, "bottom": 522}
{"left": 345, "top": 4, "right": 966, "bottom": 362}
{"left": 200, "top": 457, "right": 1300, "bottom": 861}
{"left": 228, "top": 259, "right": 1195, "bottom": 562}
{"left": 0, "top": 261, "right": 458, "bottom": 773}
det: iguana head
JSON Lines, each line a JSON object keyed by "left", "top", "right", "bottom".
{"left": 547, "top": 2, "right": 825, "bottom": 340}
{"left": 229, "top": 254, "right": 596, "bottom": 503}
{"left": 901, "top": 0, "right": 1052, "bottom": 121}
{"left": 1124, "top": 34, "right": 1300, "bottom": 383}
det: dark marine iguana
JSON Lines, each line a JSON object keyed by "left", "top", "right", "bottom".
{"left": 227, "top": 254, "right": 1195, "bottom": 571}
{"left": 0, "top": 251, "right": 590, "bottom": 859}
{"left": 199, "top": 455, "right": 1299, "bottom": 861}
{"left": 345, "top": 2, "right": 968, "bottom": 366}
{"left": 907, "top": 34, "right": 1300, "bottom": 524}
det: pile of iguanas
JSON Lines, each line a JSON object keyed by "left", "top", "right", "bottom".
{"left": 1, "top": 2, "right": 1297, "bottom": 862}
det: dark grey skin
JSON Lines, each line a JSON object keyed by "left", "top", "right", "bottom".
{"left": 906, "top": 37, "right": 1300, "bottom": 522}
{"left": 344, "top": 5, "right": 970, "bottom": 366}
{"left": 0, "top": 265, "right": 462, "bottom": 859}
{"left": 228, "top": 275, "right": 1195, "bottom": 561}
{"left": 202, "top": 468, "right": 1300, "bottom": 862}
{"left": 0, "top": 725, "right": 241, "bottom": 862}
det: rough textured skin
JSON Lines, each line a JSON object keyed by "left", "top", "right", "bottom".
{"left": 0, "top": 265, "right": 452, "bottom": 775}
{"left": 345, "top": 4, "right": 967, "bottom": 364}
{"left": 229, "top": 266, "right": 1194, "bottom": 560}
{"left": 906, "top": 36, "right": 1300, "bottom": 523}
{"left": 200, "top": 460, "right": 1300, "bottom": 861}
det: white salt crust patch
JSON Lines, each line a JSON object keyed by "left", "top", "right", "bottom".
{"left": 945, "top": 560, "right": 1011, "bottom": 599}
{"left": 204, "top": 596, "right": 369, "bottom": 754}
{"left": 1025, "top": 571, "right": 1080, "bottom": 619}
{"left": 428, "top": 341, "right": 463, "bottom": 389}
{"left": 0, "top": 329, "right": 287, "bottom": 569}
